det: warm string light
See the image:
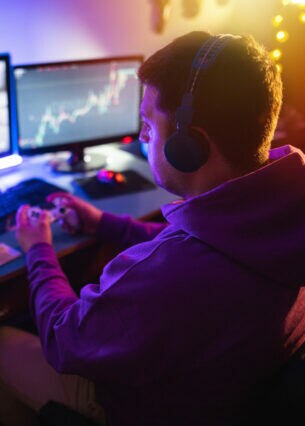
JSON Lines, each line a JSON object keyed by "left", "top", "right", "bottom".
{"left": 271, "top": 48, "right": 283, "bottom": 60}
{"left": 272, "top": 14, "right": 284, "bottom": 26}
{"left": 276, "top": 30, "right": 289, "bottom": 41}
{"left": 270, "top": 0, "right": 305, "bottom": 72}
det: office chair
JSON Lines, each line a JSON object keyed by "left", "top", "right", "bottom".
{"left": 246, "top": 341, "right": 305, "bottom": 426}
{"left": 38, "top": 341, "right": 305, "bottom": 426}
{"left": 39, "top": 401, "right": 100, "bottom": 426}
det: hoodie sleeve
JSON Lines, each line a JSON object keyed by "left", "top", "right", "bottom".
{"left": 26, "top": 237, "right": 175, "bottom": 385}
{"left": 95, "top": 211, "right": 167, "bottom": 250}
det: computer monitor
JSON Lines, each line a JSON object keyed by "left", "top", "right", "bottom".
{"left": 0, "top": 53, "right": 13, "bottom": 159}
{"left": 13, "top": 55, "right": 143, "bottom": 172}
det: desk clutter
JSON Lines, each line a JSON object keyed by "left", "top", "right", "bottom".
{"left": 74, "top": 170, "right": 156, "bottom": 199}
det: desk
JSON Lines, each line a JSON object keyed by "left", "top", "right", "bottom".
{"left": 0, "top": 143, "right": 177, "bottom": 321}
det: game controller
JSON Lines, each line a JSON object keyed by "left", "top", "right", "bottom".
{"left": 27, "top": 207, "right": 46, "bottom": 226}
{"left": 27, "top": 197, "right": 81, "bottom": 232}
{"left": 52, "top": 197, "right": 81, "bottom": 231}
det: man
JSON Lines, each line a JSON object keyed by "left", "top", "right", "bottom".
{"left": 1, "top": 31, "right": 305, "bottom": 426}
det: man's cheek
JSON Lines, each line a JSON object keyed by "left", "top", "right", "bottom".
{"left": 147, "top": 144, "right": 154, "bottom": 161}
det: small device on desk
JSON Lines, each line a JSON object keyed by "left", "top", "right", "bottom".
{"left": 13, "top": 55, "right": 143, "bottom": 173}
{"left": 75, "top": 169, "right": 155, "bottom": 199}
{"left": 97, "top": 169, "right": 127, "bottom": 184}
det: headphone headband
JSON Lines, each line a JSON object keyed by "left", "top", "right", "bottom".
{"left": 187, "top": 34, "right": 240, "bottom": 95}
{"left": 179, "top": 34, "right": 240, "bottom": 127}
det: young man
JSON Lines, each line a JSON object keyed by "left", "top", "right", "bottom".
{"left": 1, "top": 31, "right": 305, "bottom": 426}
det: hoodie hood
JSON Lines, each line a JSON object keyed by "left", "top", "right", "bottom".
{"left": 162, "top": 145, "right": 305, "bottom": 287}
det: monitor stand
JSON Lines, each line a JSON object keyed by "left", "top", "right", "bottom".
{"left": 49, "top": 146, "right": 107, "bottom": 173}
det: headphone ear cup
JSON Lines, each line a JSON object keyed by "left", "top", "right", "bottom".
{"left": 164, "top": 128, "right": 210, "bottom": 173}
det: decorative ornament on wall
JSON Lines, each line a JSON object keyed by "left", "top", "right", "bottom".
{"left": 149, "top": 0, "right": 231, "bottom": 34}
{"left": 181, "top": 0, "right": 202, "bottom": 18}
{"left": 149, "top": 0, "right": 172, "bottom": 33}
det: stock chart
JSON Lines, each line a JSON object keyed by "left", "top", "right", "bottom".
{"left": 15, "top": 60, "right": 140, "bottom": 149}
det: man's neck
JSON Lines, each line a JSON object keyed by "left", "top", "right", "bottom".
{"left": 182, "top": 154, "right": 267, "bottom": 199}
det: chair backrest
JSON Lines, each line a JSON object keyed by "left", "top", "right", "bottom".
{"left": 246, "top": 343, "right": 305, "bottom": 426}
{"left": 39, "top": 401, "right": 100, "bottom": 426}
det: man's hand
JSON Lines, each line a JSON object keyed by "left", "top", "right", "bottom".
{"left": 47, "top": 193, "right": 103, "bottom": 235}
{"left": 15, "top": 205, "right": 53, "bottom": 253}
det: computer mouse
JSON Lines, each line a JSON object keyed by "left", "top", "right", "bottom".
{"left": 96, "top": 170, "right": 126, "bottom": 185}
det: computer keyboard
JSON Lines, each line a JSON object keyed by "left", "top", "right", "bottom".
{"left": 0, "top": 178, "right": 66, "bottom": 235}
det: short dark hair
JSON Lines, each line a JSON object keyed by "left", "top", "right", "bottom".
{"left": 138, "top": 31, "right": 283, "bottom": 172}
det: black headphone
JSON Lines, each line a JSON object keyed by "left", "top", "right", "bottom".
{"left": 164, "top": 34, "right": 238, "bottom": 173}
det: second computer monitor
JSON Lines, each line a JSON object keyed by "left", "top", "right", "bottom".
{"left": 0, "top": 53, "right": 13, "bottom": 159}
{"left": 14, "top": 56, "right": 143, "bottom": 172}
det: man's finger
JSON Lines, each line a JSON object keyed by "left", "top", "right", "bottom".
{"left": 40, "top": 210, "right": 52, "bottom": 224}
{"left": 16, "top": 205, "right": 30, "bottom": 226}
{"left": 46, "top": 192, "right": 71, "bottom": 204}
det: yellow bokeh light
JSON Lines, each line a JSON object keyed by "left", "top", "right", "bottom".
{"left": 272, "top": 14, "right": 284, "bottom": 26}
{"left": 282, "top": 0, "right": 305, "bottom": 5}
{"left": 271, "top": 49, "right": 282, "bottom": 60}
{"left": 276, "top": 64, "right": 283, "bottom": 73}
{"left": 300, "top": 12, "right": 305, "bottom": 21}
{"left": 276, "top": 30, "right": 289, "bottom": 42}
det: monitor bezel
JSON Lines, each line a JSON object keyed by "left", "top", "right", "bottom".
{"left": 13, "top": 55, "right": 144, "bottom": 157}
{"left": 0, "top": 53, "right": 13, "bottom": 159}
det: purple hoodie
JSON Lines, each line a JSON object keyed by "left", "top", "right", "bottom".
{"left": 27, "top": 145, "right": 305, "bottom": 425}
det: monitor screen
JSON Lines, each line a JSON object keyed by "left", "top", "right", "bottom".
{"left": 14, "top": 56, "right": 143, "bottom": 172}
{"left": 0, "top": 54, "right": 13, "bottom": 158}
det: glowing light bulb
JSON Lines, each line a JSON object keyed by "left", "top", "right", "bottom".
{"left": 271, "top": 49, "right": 282, "bottom": 60}
{"left": 272, "top": 14, "right": 284, "bottom": 26}
{"left": 276, "top": 30, "right": 289, "bottom": 42}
